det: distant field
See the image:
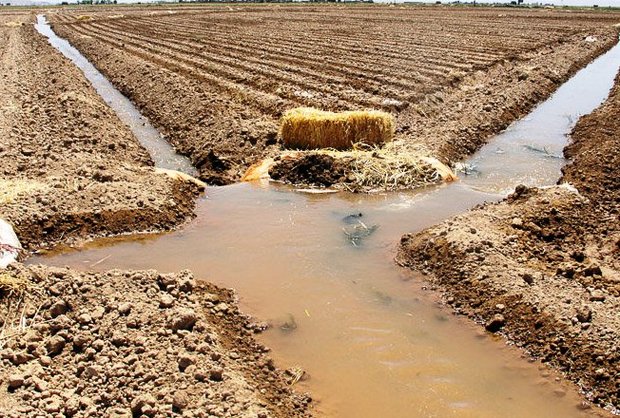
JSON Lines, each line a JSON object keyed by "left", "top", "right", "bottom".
{"left": 49, "top": 5, "right": 620, "bottom": 183}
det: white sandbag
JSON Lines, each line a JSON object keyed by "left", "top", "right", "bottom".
{"left": 0, "top": 219, "right": 21, "bottom": 269}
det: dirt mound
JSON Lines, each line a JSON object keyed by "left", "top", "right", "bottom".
{"left": 269, "top": 154, "right": 347, "bottom": 188}
{"left": 563, "top": 72, "right": 620, "bottom": 210}
{"left": 397, "top": 71, "right": 620, "bottom": 413}
{"left": 0, "top": 264, "right": 312, "bottom": 417}
{"left": 0, "top": 18, "right": 200, "bottom": 250}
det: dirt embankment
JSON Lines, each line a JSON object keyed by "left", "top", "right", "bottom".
{"left": 49, "top": 6, "right": 620, "bottom": 187}
{"left": 397, "top": 71, "right": 620, "bottom": 412}
{"left": 0, "top": 14, "right": 200, "bottom": 250}
{"left": 1, "top": 13, "right": 312, "bottom": 417}
{"left": 0, "top": 264, "right": 311, "bottom": 417}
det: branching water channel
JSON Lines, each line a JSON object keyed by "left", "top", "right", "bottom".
{"left": 34, "top": 17, "right": 620, "bottom": 417}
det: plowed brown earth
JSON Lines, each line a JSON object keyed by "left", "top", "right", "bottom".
{"left": 398, "top": 71, "right": 620, "bottom": 413}
{"left": 0, "top": 13, "right": 199, "bottom": 250}
{"left": 49, "top": 5, "right": 620, "bottom": 185}
{"left": 0, "top": 11, "right": 312, "bottom": 418}
{"left": 0, "top": 264, "right": 311, "bottom": 417}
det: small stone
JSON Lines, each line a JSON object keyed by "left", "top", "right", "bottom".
{"left": 31, "top": 376, "right": 48, "bottom": 392}
{"left": 158, "top": 274, "right": 178, "bottom": 290}
{"left": 73, "top": 332, "right": 93, "bottom": 351}
{"left": 589, "top": 290, "right": 605, "bottom": 302}
{"left": 83, "top": 365, "right": 101, "bottom": 379}
{"left": 178, "top": 276, "right": 195, "bottom": 293}
{"left": 215, "top": 303, "right": 229, "bottom": 313}
{"left": 203, "top": 293, "right": 220, "bottom": 303}
{"left": 78, "top": 313, "right": 92, "bottom": 325}
{"left": 209, "top": 367, "right": 224, "bottom": 382}
{"left": 45, "top": 335, "right": 66, "bottom": 356}
{"left": 485, "top": 314, "right": 505, "bottom": 333}
{"left": 8, "top": 374, "right": 24, "bottom": 389}
{"left": 91, "top": 339, "right": 105, "bottom": 352}
{"left": 49, "top": 300, "right": 69, "bottom": 317}
{"left": 117, "top": 303, "right": 132, "bottom": 315}
{"left": 159, "top": 294, "right": 174, "bottom": 309}
{"left": 44, "top": 399, "right": 62, "bottom": 414}
{"left": 65, "top": 398, "right": 80, "bottom": 416}
{"left": 92, "top": 306, "right": 105, "bottom": 320}
{"left": 131, "top": 394, "right": 157, "bottom": 416}
{"left": 511, "top": 218, "right": 523, "bottom": 228}
{"left": 111, "top": 331, "right": 128, "bottom": 347}
{"left": 194, "top": 370, "right": 207, "bottom": 382}
{"left": 172, "top": 392, "right": 189, "bottom": 411}
{"left": 522, "top": 273, "right": 534, "bottom": 285}
{"left": 13, "top": 351, "right": 34, "bottom": 365}
{"left": 576, "top": 306, "right": 592, "bottom": 323}
{"left": 584, "top": 265, "right": 602, "bottom": 277}
{"left": 178, "top": 354, "right": 195, "bottom": 371}
{"left": 168, "top": 309, "right": 197, "bottom": 331}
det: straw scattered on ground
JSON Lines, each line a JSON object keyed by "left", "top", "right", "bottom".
{"left": 266, "top": 142, "right": 455, "bottom": 192}
{"left": 0, "top": 180, "right": 49, "bottom": 205}
{"left": 315, "top": 143, "right": 452, "bottom": 192}
{"left": 0, "top": 271, "right": 44, "bottom": 349}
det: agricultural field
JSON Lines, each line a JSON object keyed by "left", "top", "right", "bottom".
{"left": 0, "top": 10, "right": 310, "bottom": 418}
{"left": 49, "top": 5, "right": 620, "bottom": 184}
{"left": 1, "top": 3, "right": 620, "bottom": 417}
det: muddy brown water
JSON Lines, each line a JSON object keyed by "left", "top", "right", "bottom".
{"left": 32, "top": 19, "right": 620, "bottom": 418}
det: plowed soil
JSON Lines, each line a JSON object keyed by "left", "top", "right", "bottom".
{"left": 0, "top": 264, "right": 311, "bottom": 417}
{"left": 48, "top": 5, "right": 620, "bottom": 184}
{"left": 398, "top": 71, "right": 620, "bottom": 413}
{"left": 0, "top": 13, "right": 199, "bottom": 250}
{"left": 0, "top": 11, "right": 312, "bottom": 418}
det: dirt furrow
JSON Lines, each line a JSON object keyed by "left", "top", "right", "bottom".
{"left": 86, "top": 20, "right": 386, "bottom": 111}
{"left": 101, "top": 16, "right": 444, "bottom": 88}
